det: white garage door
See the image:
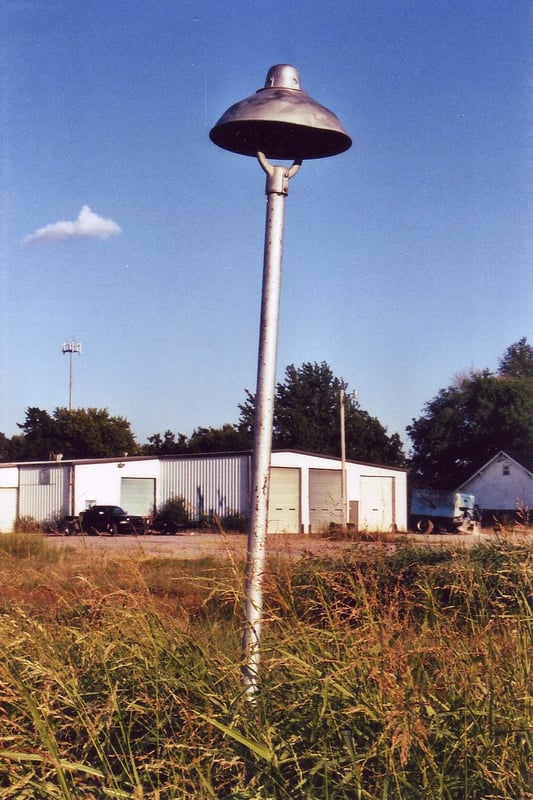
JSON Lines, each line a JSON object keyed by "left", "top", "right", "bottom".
{"left": 359, "top": 476, "right": 394, "bottom": 532}
{"left": 120, "top": 478, "right": 156, "bottom": 516}
{"left": 268, "top": 468, "right": 300, "bottom": 533}
{"left": 309, "top": 469, "right": 342, "bottom": 532}
{"left": 0, "top": 488, "right": 17, "bottom": 533}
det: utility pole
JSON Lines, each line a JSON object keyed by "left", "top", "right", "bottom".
{"left": 340, "top": 389, "right": 347, "bottom": 530}
{"left": 340, "top": 388, "right": 359, "bottom": 530}
{"left": 61, "top": 342, "right": 81, "bottom": 410}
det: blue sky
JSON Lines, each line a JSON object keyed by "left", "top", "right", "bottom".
{"left": 1, "top": 0, "right": 531, "bottom": 452}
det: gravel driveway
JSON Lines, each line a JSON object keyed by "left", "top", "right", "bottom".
{"left": 45, "top": 530, "right": 495, "bottom": 560}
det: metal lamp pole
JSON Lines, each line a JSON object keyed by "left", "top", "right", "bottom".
{"left": 242, "top": 153, "right": 300, "bottom": 692}
{"left": 210, "top": 65, "right": 351, "bottom": 696}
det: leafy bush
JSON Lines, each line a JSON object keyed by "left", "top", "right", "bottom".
{"left": 220, "top": 511, "right": 248, "bottom": 532}
{"left": 156, "top": 495, "right": 191, "bottom": 526}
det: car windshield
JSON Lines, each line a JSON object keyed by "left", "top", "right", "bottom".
{"left": 111, "top": 507, "right": 127, "bottom": 515}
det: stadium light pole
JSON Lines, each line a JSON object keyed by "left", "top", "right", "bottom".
{"left": 210, "top": 64, "right": 351, "bottom": 696}
{"left": 61, "top": 341, "right": 81, "bottom": 410}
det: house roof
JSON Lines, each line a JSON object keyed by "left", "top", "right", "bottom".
{"left": 457, "top": 449, "right": 533, "bottom": 490}
{"left": 501, "top": 448, "right": 533, "bottom": 473}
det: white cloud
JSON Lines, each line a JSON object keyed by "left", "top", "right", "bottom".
{"left": 24, "top": 205, "right": 122, "bottom": 244}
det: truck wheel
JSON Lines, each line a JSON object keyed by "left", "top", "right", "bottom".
{"left": 416, "top": 518, "right": 434, "bottom": 534}
{"left": 107, "top": 523, "right": 118, "bottom": 536}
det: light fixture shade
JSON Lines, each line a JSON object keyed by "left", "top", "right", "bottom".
{"left": 210, "top": 65, "right": 352, "bottom": 160}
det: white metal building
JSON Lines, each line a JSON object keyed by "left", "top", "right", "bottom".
{"left": 0, "top": 450, "right": 407, "bottom": 534}
{"left": 269, "top": 451, "right": 406, "bottom": 533}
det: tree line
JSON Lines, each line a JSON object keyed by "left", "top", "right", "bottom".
{"left": 1, "top": 339, "right": 532, "bottom": 489}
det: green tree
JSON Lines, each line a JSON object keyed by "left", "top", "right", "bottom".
{"left": 0, "top": 432, "right": 13, "bottom": 461}
{"left": 239, "top": 361, "right": 405, "bottom": 466}
{"left": 142, "top": 425, "right": 251, "bottom": 455}
{"left": 408, "top": 351, "right": 533, "bottom": 488}
{"left": 142, "top": 430, "right": 188, "bottom": 455}
{"left": 186, "top": 424, "right": 252, "bottom": 453}
{"left": 498, "top": 337, "right": 533, "bottom": 378}
{"left": 12, "top": 407, "right": 138, "bottom": 461}
{"left": 14, "top": 407, "right": 57, "bottom": 460}
{"left": 53, "top": 408, "right": 138, "bottom": 458}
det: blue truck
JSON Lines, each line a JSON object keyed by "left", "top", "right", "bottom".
{"left": 410, "top": 490, "right": 481, "bottom": 534}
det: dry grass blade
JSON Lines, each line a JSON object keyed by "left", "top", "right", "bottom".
{"left": 0, "top": 533, "right": 529, "bottom": 798}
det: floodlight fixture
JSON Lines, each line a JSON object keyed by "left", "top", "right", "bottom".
{"left": 61, "top": 341, "right": 81, "bottom": 410}
{"left": 210, "top": 64, "right": 351, "bottom": 160}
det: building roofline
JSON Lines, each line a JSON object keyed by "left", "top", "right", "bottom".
{"left": 0, "top": 455, "right": 157, "bottom": 468}
{"left": 0, "top": 448, "right": 408, "bottom": 472}
{"left": 272, "top": 448, "right": 409, "bottom": 471}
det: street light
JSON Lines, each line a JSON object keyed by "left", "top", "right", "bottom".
{"left": 210, "top": 64, "right": 351, "bottom": 696}
{"left": 61, "top": 341, "right": 81, "bottom": 411}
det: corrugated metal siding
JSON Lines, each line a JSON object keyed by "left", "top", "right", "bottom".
{"left": 18, "top": 465, "right": 70, "bottom": 524}
{"left": 160, "top": 455, "right": 250, "bottom": 521}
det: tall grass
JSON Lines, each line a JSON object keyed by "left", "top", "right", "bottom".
{"left": 0, "top": 534, "right": 530, "bottom": 798}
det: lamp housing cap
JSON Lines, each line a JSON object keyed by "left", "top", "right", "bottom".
{"left": 209, "top": 64, "right": 352, "bottom": 160}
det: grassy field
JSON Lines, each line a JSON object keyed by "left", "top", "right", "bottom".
{"left": 0, "top": 532, "right": 530, "bottom": 799}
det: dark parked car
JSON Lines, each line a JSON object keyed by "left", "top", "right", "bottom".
{"left": 58, "top": 505, "right": 147, "bottom": 536}
{"left": 81, "top": 505, "right": 147, "bottom": 535}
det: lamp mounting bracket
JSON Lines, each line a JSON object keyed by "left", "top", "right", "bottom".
{"left": 257, "top": 151, "right": 301, "bottom": 196}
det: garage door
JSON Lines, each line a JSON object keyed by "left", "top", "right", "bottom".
{"left": 0, "top": 488, "right": 17, "bottom": 533}
{"left": 359, "top": 476, "right": 394, "bottom": 532}
{"left": 309, "top": 469, "right": 342, "bottom": 532}
{"left": 268, "top": 468, "right": 300, "bottom": 533}
{"left": 120, "top": 478, "right": 156, "bottom": 516}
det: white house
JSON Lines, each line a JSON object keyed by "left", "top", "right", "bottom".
{"left": 0, "top": 450, "right": 407, "bottom": 534}
{"left": 456, "top": 450, "right": 533, "bottom": 520}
